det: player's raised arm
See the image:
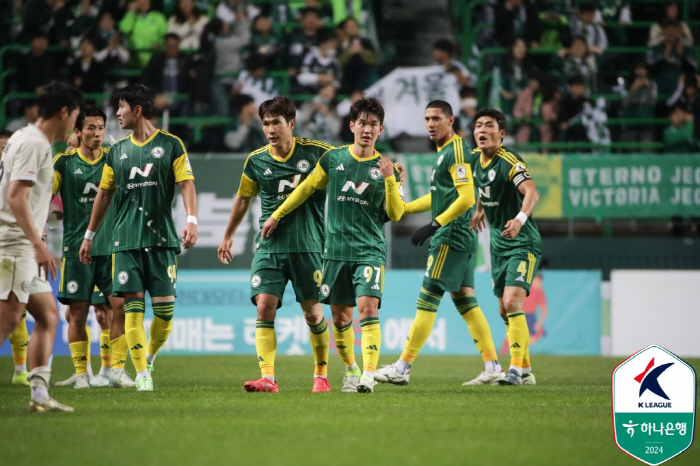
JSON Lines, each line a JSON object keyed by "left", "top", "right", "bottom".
{"left": 379, "top": 157, "right": 404, "bottom": 222}
{"left": 502, "top": 174, "right": 539, "bottom": 239}
{"left": 79, "top": 161, "right": 116, "bottom": 264}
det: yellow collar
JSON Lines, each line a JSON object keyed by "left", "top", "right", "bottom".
{"left": 436, "top": 133, "right": 459, "bottom": 152}
{"left": 130, "top": 129, "right": 160, "bottom": 147}
{"left": 76, "top": 148, "right": 104, "bottom": 165}
{"left": 269, "top": 138, "right": 297, "bottom": 162}
{"left": 349, "top": 146, "right": 380, "bottom": 162}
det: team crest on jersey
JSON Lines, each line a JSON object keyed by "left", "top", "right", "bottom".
{"left": 251, "top": 275, "right": 262, "bottom": 288}
{"left": 488, "top": 169, "right": 496, "bottom": 181}
{"left": 297, "top": 159, "right": 310, "bottom": 173}
{"left": 151, "top": 146, "right": 164, "bottom": 158}
{"left": 67, "top": 281, "right": 78, "bottom": 293}
{"left": 117, "top": 272, "right": 129, "bottom": 285}
{"left": 369, "top": 167, "right": 381, "bottom": 180}
{"left": 515, "top": 163, "right": 526, "bottom": 173}
{"left": 456, "top": 164, "right": 467, "bottom": 179}
{"left": 320, "top": 284, "right": 330, "bottom": 297}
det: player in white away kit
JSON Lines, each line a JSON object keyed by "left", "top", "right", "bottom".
{"left": 0, "top": 82, "right": 83, "bottom": 412}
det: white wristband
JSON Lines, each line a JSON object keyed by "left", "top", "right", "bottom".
{"left": 84, "top": 230, "right": 96, "bottom": 240}
{"left": 515, "top": 212, "right": 528, "bottom": 225}
{"left": 187, "top": 216, "right": 198, "bottom": 225}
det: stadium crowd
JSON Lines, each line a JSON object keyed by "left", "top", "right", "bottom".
{"left": 1, "top": 0, "right": 699, "bottom": 152}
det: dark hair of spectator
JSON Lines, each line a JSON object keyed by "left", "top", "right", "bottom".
{"left": 0, "top": 129, "right": 12, "bottom": 139}
{"left": 578, "top": 2, "right": 595, "bottom": 13}
{"left": 298, "top": 7, "right": 321, "bottom": 18}
{"left": 247, "top": 53, "right": 267, "bottom": 71}
{"left": 660, "top": 19, "right": 680, "bottom": 29}
{"left": 174, "top": 1, "right": 202, "bottom": 24}
{"left": 80, "top": 35, "right": 96, "bottom": 47}
{"left": 165, "top": 33, "right": 181, "bottom": 42}
{"left": 460, "top": 87, "right": 477, "bottom": 98}
{"left": 338, "top": 17, "right": 358, "bottom": 31}
{"left": 433, "top": 39, "right": 454, "bottom": 56}
{"left": 22, "top": 99, "right": 38, "bottom": 111}
{"left": 234, "top": 94, "right": 256, "bottom": 113}
{"left": 669, "top": 103, "right": 686, "bottom": 114}
{"left": 37, "top": 82, "right": 83, "bottom": 120}
{"left": 259, "top": 96, "right": 296, "bottom": 123}
{"left": 570, "top": 35, "right": 587, "bottom": 46}
{"left": 474, "top": 108, "right": 507, "bottom": 132}
{"left": 115, "top": 84, "right": 155, "bottom": 119}
{"left": 567, "top": 75, "right": 586, "bottom": 86}
{"left": 317, "top": 29, "right": 336, "bottom": 45}
{"left": 684, "top": 74, "right": 698, "bottom": 89}
{"left": 350, "top": 97, "right": 385, "bottom": 125}
{"left": 425, "top": 100, "right": 453, "bottom": 118}
{"left": 31, "top": 31, "right": 49, "bottom": 41}
{"left": 200, "top": 18, "right": 224, "bottom": 53}
{"left": 75, "top": 106, "right": 107, "bottom": 132}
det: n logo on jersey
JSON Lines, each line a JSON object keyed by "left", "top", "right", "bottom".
{"left": 478, "top": 186, "right": 491, "bottom": 198}
{"left": 341, "top": 181, "right": 369, "bottom": 195}
{"left": 278, "top": 175, "right": 301, "bottom": 193}
{"left": 129, "top": 163, "right": 155, "bottom": 179}
{"left": 83, "top": 182, "right": 99, "bottom": 194}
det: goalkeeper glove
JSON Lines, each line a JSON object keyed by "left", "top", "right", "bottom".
{"left": 411, "top": 220, "right": 441, "bottom": 246}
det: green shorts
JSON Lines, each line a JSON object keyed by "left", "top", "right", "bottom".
{"left": 422, "top": 243, "right": 475, "bottom": 292}
{"left": 58, "top": 255, "right": 113, "bottom": 305}
{"left": 112, "top": 248, "right": 178, "bottom": 298}
{"left": 320, "top": 260, "right": 384, "bottom": 307}
{"left": 91, "top": 287, "right": 108, "bottom": 307}
{"left": 250, "top": 252, "right": 322, "bottom": 308}
{"left": 491, "top": 251, "right": 541, "bottom": 298}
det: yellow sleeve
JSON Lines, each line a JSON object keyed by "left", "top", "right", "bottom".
{"left": 237, "top": 173, "right": 258, "bottom": 197}
{"left": 435, "top": 163, "right": 475, "bottom": 226}
{"left": 173, "top": 153, "right": 195, "bottom": 183}
{"left": 404, "top": 193, "right": 432, "bottom": 214}
{"left": 52, "top": 170, "right": 62, "bottom": 196}
{"left": 100, "top": 164, "right": 116, "bottom": 190}
{"left": 384, "top": 176, "right": 405, "bottom": 222}
{"left": 271, "top": 163, "right": 329, "bottom": 221}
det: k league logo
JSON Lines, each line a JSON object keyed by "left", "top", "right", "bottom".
{"left": 612, "top": 345, "right": 696, "bottom": 465}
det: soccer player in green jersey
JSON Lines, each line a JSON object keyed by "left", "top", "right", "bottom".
{"left": 53, "top": 106, "right": 133, "bottom": 389}
{"left": 469, "top": 108, "right": 541, "bottom": 386}
{"left": 375, "top": 101, "right": 504, "bottom": 386}
{"left": 262, "top": 98, "right": 404, "bottom": 393}
{"left": 217, "top": 96, "right": 334, "bottom": 393}
{"left": 80, "top": 84, "right": 198, "bottom": 392}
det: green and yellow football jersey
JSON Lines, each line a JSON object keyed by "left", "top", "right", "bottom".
{"left": 53, "top": 148, "right": 115, "bottom": 257}
{"left": 471, "top": 146, "right": 542, "bottom": 256}
{"left": 100, "top": 130, "right": 194, "bottom": 253}
{"left": 429, "top": 134, "right": 477, "bottom": 252}
{"left": 237, "top": 137, "right": 332, "bottom": 253}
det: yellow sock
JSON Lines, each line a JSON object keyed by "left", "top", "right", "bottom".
{"left": 99, "top": 329, "right": 112, "bottom": 368}
{"left": 333, "top": 322, "right": 355, "bottom": 368}
{"left": 400, "top": 310, "right": 437, "bottom": 364}
{"left": 111, "top": 335, "right": 127, "bottom": 370}
{"left": 360, "top": 317, "right": 381, "bottom": 372}
{"left": 147, "top": 301, "right": 174, "bottom": 356}
{"left": 69, "top": 341, "right": 89, "bottom": 375}
{"left": 523, "top": 340, "right": 531, "bottom": 373}
{"left": 124, "top": 298, "right": 147, "bottom": 372}
{"left": 255, "top": 320, "right": 277, "bottom": 377}
{"left": 308, "top": 318, "right": 329, "bottom": 376}
{"left": 9, "top": 312, "right": 28, "bottom": 366}
{"left": 507, "top": 312, "right": 529, "bottom": 372}
{"left": 85, "top": 323, "right": 91, "bottom": 362}
{"left": 454, "top": 295, "right": 498, "bottom": 362}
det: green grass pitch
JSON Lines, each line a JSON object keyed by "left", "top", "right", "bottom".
{"left": 1, "top": 355, "right": 698, "bottom": 466}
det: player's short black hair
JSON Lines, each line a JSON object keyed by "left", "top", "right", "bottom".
{"left": 37, "top": 81, "right": 83, "bottom": 120}
{"left": 75, "top": 106, "right": 107, "bottom": 131}
{"left": 474, "top": 108, "right": 507, "bottom": 132}
{"left": 0, "top": 129, "right": 12, "bottom": 139}
{"left": 350, "top": 97, "right": 385, "bottom": 125}
{"left": 259, "top": 96, "right": 296, "bottom": 123}
{"left": 578, "top": 2, "right": 595, "bottom": 13}
{"left": 433, "top": 39, "right": 455, "bottom": 56}
{"left": 425, "top": 100, "right": 454, "bottom": 118}
{"left": 567, "top": 74, "right": 585, "bottom": 86}
{"left": 115, "top": 84, "right": 155, "bottom": 119}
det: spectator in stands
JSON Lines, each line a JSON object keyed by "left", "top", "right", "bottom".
{"left": 494, "top": 0, "right": 541, "bottom": 49}
{"left": 557, "top": 36, "right": 598, "bottom": 94}
{"left": 233, "top": 53, "right": 278, "bottom": 106}
{"left": 67, "top": 0, "right": 100, "bottom": 48}
{"left": 537, "top": 1, "right": 570, "bottom": 50}
{"left": 142, "top": 33, "right": 190, "bottom": 115}
{"left": 648, "top": 2, "right": 693, "bottom": 48}
{"left": 102, "top": 0, "right": 131, "bottom": 23}
{"left": 15, "top": 32, "right": 56, "bottom": 93}
{"left": 249, "top": 14, "right": 282, "bottom": 69}
{"left": 620, "top": 61, "right": 657, "bottom": 145}
{"left": 119, "top": 0, "right": 167, "bottom": 68}
{"left": 339, "top": 88, "right": 362, "bottom": 143}
{"left": 18, "top": 0, "right": 72, "bottom": 44}
{"left": 558, "top": 75, "right": 590, "bottom": 143}
{"left": 570, "top": 2, "right": 607, "bottom": 55}
{"left": 89, "top": 11, "right": 130, "bottom": 76}
{"left": 456, "top": 87, "right": 477, "bottom": 147}
{"left": 224, "top": 94, "right": 267, "bottom": 152}
{"left": 167, "top": 0, "right": 208, "bottom": 50}
{"left": 298, "top": 29, "right": 341, "bottom": 93}
{"left": 69, "top": 36, "right": 105, "bottom": 93}
{"left": 297, "top": 83, "right": 341, "bottom": 143}
{"left": 501, "top": 38, "right": 537, "bottom": 115}
{"left": 217, "top": 0, "right": 261, "bottom": 25}
{"left": 283, "top": 7, "right": 324, "bottom": 82}
{"left": 337, "top": 17, "right": 378, "bottom": 93}
{"left": 271, "top": 0, "right": 333, "bottom": 24}
{"left": 667, "top": 73, "right": 700, "bottom": 140}
{"left": 5, "top": 100, "right": 38, "bottom": 132}
{"left": 432, "top": 39, "right": 471, "bottom": 88}
{"left": 513, "top": 73, "right": 559, "bottom": 144}
{"left": 664, "top": 105, "right": 698, "bottom": 153}
{"left": 646, "top": 19, "right": 697, "bottom": 95}
{"left": 594, "top": 0, "right": 631, "bottom": 46}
